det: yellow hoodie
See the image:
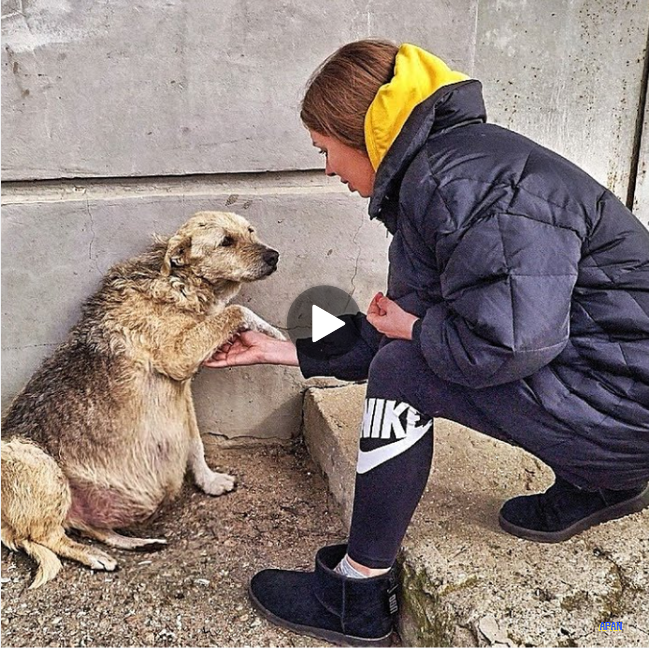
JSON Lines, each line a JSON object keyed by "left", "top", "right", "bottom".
{"left": 364, "top": 44, "right": 469, "bottom": 171}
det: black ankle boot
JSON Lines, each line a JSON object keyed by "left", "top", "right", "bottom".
{"left": 499, "top": 476, "right": 649, "bottom": 543}
{"left": 248, "top": 544, "right": 399, "bottom": 646}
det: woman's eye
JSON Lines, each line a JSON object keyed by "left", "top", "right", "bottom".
{"left": 221, "top": 236, "right": 234, "bottom": 247}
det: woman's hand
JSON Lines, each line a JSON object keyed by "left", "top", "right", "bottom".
{"left": 203, "top": 330, "right": 299, "bottom": 368}
{"left": 366, "top": 292, "right": 419, "bottom": 340}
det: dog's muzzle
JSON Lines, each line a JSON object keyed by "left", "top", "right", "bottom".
{"left": 262, "top": 249, "right": 279, "bottom": 275}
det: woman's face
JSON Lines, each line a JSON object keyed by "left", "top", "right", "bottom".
{"left": 309, "top": 130, "right": 375, "bottom": 198}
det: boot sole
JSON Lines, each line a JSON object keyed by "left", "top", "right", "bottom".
{"left": 248, "top": 583, "right": 393, "bottom": 647}
{"left": 499, "top": 484, "right": 649, "bottom": 543}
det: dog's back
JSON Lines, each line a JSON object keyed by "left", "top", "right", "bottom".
{"left": 3, "top": 336, "right": 126, "bottom": 455}
{"left": 5, "top": 241, "right": 157, "bottom": 457}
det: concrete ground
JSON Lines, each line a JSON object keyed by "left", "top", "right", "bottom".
{"left": 1, "top": 440, "right": 353, "bottom": 648}
{"left": 303, "top": 384, "right": 649, "bottom": 647}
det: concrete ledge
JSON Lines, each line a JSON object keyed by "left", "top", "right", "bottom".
{"left": 303, "top": 384, "right": 649, "bottom": 647}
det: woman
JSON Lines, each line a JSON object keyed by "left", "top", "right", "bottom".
{"left": 205, "top": 40, "right": 649, "bottom": 646}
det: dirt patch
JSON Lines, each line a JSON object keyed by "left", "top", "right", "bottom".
{"left": 1, "top": 438, "right": 363, "bottom": 647}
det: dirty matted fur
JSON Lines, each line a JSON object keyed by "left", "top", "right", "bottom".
{"left": 1, "top": 210, "right": 285, "bottom": 588}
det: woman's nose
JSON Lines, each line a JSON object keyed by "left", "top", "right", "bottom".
{"left": 325, "top": 159, "right": 336, "bottom": 177}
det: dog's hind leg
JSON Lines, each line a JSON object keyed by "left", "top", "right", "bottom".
{"left": 22, "top": 534, "right": 116, "bottom": 587}
{"left": 185, "top": 388, "right": 236, "bottom": 496}
{"left": 46, "top": 532, "right": 118, "bottom": 570}
{"left": 72, "top": 525, "right": 167, "bottom": 551}
{"left": 1, "top": 439, "right": 117, "bottom": 587}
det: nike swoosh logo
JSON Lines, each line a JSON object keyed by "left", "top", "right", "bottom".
{"left": 356, "top": 420, "right": 432, "bottom": 474}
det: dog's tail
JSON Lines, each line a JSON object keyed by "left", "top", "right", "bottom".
{"left": 20, "top": 539, "right": 62, "bottom": 589}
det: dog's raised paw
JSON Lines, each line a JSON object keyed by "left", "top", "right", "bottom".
{"left": 256, "top": 321, "right": 286, "bottom": 340}
{"left": 200, "top": 471, "right": 237, "bottom": 496}
{"left": 268, "top": 327, "right": 287, "bottom": 341}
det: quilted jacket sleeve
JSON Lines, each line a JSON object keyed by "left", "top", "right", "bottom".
{"left": 412, "top": 212, "right": 581, "bottom": 388}
{"left": 296, "top": 312, "right": 383, "bottom": 381}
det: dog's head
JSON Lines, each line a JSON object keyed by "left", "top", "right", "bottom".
{"left": 161, "top": 211, "right": 279, "bottom": 283}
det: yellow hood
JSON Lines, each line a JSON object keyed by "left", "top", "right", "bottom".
{"left": 364, "top": 44, "right": 469, "bottom": 171}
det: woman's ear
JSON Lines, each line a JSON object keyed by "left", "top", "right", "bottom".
{"left": 161, "top": 234, "right": 191, "bottom": 276}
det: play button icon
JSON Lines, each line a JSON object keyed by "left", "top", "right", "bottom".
{"left": 286, "top": 285, "right": 361, "bottom": 356}
{"left": 312, "top": 305, "right": 345, "bottom": 342}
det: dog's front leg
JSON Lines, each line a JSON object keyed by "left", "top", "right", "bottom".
{"left": 227, "top": 305, "right": 286, "bottom": 340}
{"left": 154, "top": 309, "right": 255, "bottom": 381}
{"left": 185, "top": 385, "right": 235, "bottom": 496}
{"left": 155, "top": 307, "right": 283, "bottom": 381}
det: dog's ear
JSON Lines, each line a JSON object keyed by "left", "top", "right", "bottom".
{"left": 161, "top": 234, "right": 192, "bottom": 276}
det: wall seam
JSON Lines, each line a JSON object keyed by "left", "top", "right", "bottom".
{"left": 1, "top": 168, "right": 327, "bottom": 190}
{"left": 626, "top": 19, "right": 649, "bottom": 211}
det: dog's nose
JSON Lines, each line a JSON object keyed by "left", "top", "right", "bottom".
{"left": 264, "top": 249, "right": 279, "bottom": 267}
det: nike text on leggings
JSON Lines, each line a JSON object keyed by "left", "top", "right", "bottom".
{"left": 347, "top": 395, "right": 434, "bottom": 568}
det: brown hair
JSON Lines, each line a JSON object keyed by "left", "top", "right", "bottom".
{"left": 301, "top": 39, "right": 399, "bottom": 152}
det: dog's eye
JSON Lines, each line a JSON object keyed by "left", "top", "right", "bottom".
{"left": 221, "top": 236, "right": 235, "bottom": 247}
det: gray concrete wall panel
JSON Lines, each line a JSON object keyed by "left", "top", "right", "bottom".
{"left": 474, "top": 0, "right": 649, "bottom": 202}
{"left": 1, "top": 0, "right": 476, "bottom": 180}
{"left": 1, "top": 178, "right": 389, "bottom": 437}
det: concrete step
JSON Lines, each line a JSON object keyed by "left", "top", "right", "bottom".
{"left": 302, "top": 384, "right": 649, "bottom": 647}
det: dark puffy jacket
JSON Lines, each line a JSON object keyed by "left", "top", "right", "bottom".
{"left": 298, "top": 80, "right": 649, "bottom": 452}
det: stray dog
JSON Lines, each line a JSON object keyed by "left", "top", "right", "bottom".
{"left": 1, "top": 211, "right": 285, "bottom": 588}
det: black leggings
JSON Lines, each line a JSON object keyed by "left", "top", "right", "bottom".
{"left": 346, "top": 340, "right": 647, "bottom": 568}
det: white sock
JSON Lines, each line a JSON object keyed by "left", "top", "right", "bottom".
{"left": 334, "top": 554, "right": 369, "bottom": 579}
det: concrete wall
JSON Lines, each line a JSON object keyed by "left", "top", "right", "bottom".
{"left": 3, "top": 0, "right": 648, "bottom": 438}
{"left": 474, "top": 0, "right": 649, "bottom": 202}
{"left": 1, "top": 0, "right": 476, "bottom": 179}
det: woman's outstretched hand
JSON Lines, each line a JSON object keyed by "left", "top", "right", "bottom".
{"left": 203, "top": 330, "right": 299, "bottom": 368}
{"left": 366, "top": 292, "right": 419, "bottom": 340}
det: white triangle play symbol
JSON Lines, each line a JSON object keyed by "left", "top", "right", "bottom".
{"left": 312, "top": 304, "right": 345, "bottom": 342}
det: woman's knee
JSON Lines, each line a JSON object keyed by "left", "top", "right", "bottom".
{"left": 369, "top": 340, "right": 420, "bottom": 379}
{"left": 367, "top": 341, "right": 434, "bottom": 409}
